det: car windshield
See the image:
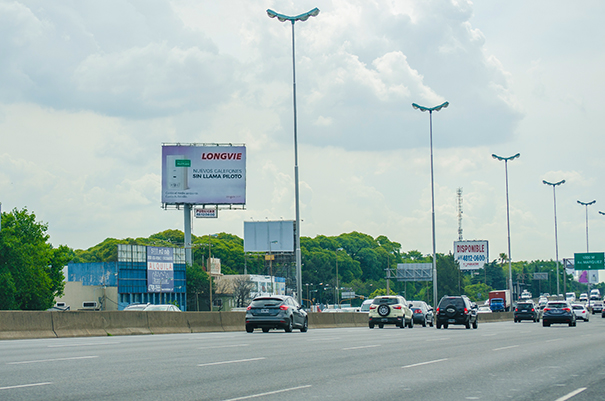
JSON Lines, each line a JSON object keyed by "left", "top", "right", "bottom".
{"left": 250, "top": 298, "right": 284, "bottom": 307}
{"left": 360, "top": 302, "right": 372, "bottom": 311}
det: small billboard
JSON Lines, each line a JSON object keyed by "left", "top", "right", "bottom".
{"left": 244, "top": 220, "right": 295, "bottom": 253}
{"left": 162, "top": 144, "right": 246, "bottom": 205}
{"left": 454, "top": 240, "right": 488, "bottom": 270}
{"left": 147, "top": 247, "right": 174, "bottom": 293}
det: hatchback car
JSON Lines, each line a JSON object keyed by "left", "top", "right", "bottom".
{"left": 435, "top": 295, "right": 478, "bottom": 329}
{"left": 514, "top": 301, "right": 539, "bottom": 323}
{"left": 410, "top": 300, "right": 434, "bottom": 327}
{"left": 571, "top": 304, "right": 589, "bottom": 321}
{"left": 245, "top": 295, "right": 308, "bottom": 333}
{"left": 542, "top": 301, "right": 576, "bottom": 327}
{"left": 368, "top": 295, "right": 413, "bottom": 329}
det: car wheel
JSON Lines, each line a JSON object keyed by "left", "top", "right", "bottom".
{"left": 569, "top": 321, "right": 574, "bottom": 327}
{"left": 300, "top": 318, "right": 308, "bottom": 332}
{"left": 436, "top": 323, "right": 441, "bottom": 329}
{"left": 543, "top": 321, "right": 550, "bottom": 327}
{"left": 408, "top": 318, "right": 414, "bottom": 328}
{"left": 285, "top": 318, "right": 293, "bottom": 333}
{"left": 246, "top": 325, "right": 254, "bottom": 333}
{"left": 422, "top": 319, "right": 427, "bottom": 327}
{"left": 473, "top": 319, "right": 478, "bottom": 329}
{"left": 443, "top": 323, "right": 448, "bottom": 329}
{"left": 465, "top": 320, "right": 471, "bottom": 329}
{"left": 378, "top": 323, "right": 384, "bottom": 329}
{"left": 262, "top": 327, "right": 270, "bottom": 333}
{"left": 369, "top": 322, "right": 375, "bottom": 329}
{"left": 400, "top": 320, "right": 405, "bottom": 329}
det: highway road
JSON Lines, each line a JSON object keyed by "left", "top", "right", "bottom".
{"left": 1, "top": 317, "right": 604, "bottom": 400}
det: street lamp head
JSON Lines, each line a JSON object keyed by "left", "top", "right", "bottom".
{"left": 492, "top": 153, "right": 520, "bottom": 162}
{"left": 412, "top": 101, "right": 449, "bottom": 113}
{"left": 599, "top": 211, "right": 605, "bottom": 216}
{"left": 543, "top": 179, "right": 565, "bottom": 187}
{"left": 577, "top": 200, "right": 596, "bottom": 206}
{"left": 267, "top": 8, "right": 320, "bottom": 23}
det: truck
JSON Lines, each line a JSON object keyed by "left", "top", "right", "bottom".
{"left": 489, "top": 290, "right": 512, "bottom": 312}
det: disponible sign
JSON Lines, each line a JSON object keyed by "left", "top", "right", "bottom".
{"left": 454, "top": 240, "right": 488, "bottom": 270}
{"left": 162, "top": 144, "right": 246, "bottom": 205}
{"left": 147, "top": 247, "right": 174, "bottom": 293}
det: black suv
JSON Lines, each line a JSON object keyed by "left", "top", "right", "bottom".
{"left": 435, "top": 295, "right": 478, "bottom": 329}
{"left": 514, "top": 301, "right": 539, "bottom": 322}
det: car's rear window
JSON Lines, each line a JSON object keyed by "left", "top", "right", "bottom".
{"left": 250, "top": 298, "right": 284, "bottom": 307}
{"left": 572, "top": 305, "right": 583, "bottom": 310}
{"left": 517, "top": 303, "right": 532, "bottom": 309}
{"left": 547, "top": 302, "right": 567, "bottom": 309}
{"left": 373, "top": 297, "right": 399, "bottom": 305}
{"left": 439, "top": 298, "right": 464, "bottom": 309}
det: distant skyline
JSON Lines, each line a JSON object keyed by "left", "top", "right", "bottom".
{"left": 1, "top": 1, "right": 604, "bottom": 269}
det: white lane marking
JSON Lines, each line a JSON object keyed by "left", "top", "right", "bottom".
{"left": 425, "top": 337, "right": 451, "bottom": 342}
{"left": 48, "top": 342, "right": 118, "bottom": 348}
{"left": 546, "top": 338, "right": 562, "bottom": 343}
{"left": 481, "top": 333, "right": 497, "bottom": 337}
{"left": 198, "top": 344, "right": 249, "bottom": 350}
{"left": 198, "top": 357, "right": 265, "bottom": 367}
{"left": 554, "top": 387, "right": 587, "bottom": 401}
{"left": 7, "top": 356, "right": 98, "bottom": 365}
{"left": 222, "top": 385, "right": 312, "bottom": 401}
{"left": 402, "top": 358, "right": 448, "bottom": 369}
{"left": 0, "top": 382, "right": 52, "bottom": 390}
{"left": 342, "top": 344, "right": 381, "bottom": 351}
{"left": 492, "top": 345, "right": 519, "bottom": 351}
{"left": 307, "top": 337, "right": 341, "bottom": 342}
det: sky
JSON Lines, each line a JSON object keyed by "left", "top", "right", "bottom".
{"left": 1, "top": 0, "right": 604, "bottom": 267}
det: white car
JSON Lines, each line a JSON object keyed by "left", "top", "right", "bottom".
{"left": 579, "top": 293, "right": 588, "bottom": 303}
{"left": 358, "top": 299, "right": 374, "bottom": 313}
{"left": 571, "top": 304, "right": 589, "bottom": 321}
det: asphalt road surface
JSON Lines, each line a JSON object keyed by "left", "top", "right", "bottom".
{"left": 1, "top": 317, "right": 604, "bottom": 400}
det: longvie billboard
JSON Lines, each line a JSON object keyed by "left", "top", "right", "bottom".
{"left": 162, "top": 144, "right": 246, "bottom": 205}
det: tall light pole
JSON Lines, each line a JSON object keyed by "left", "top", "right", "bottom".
{"left": 492, "top": 153, "right": 520, "bottom": 299}
{"left": 543, "top": 179, "right": 565, "bottom": 296}
{"left": 335, "top": 247, "right": 343, "bottom": 307}
{"left": 412, "top": 101, "right": 449, "bottom": 308}
{"left": 577, "top": 200, "right": 596, "bottom": 252}
{"left": 267, "top": 7, "right": 320, "bottom": 305}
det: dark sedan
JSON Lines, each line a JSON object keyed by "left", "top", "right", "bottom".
{"left": 514, "top": 301, "right": 539, "bottom": 322}
{"left": 542, "top": 301, "right": 576, "bottom": 327}
{"left": 410, "top": 300, "right": 434, "bottom": 327}
{"left": 245, "top": 295, "right": 308, "bottom": 333}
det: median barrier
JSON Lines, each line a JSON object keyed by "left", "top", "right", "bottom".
{"left": 0, "top": 311, "right": 56, "bottom": 340}
{"left": 477, "top": 311, "right": 512, "bottom": 323}
{"left": 220, "top": 311, "right": 245, "bottom": 332}
{"left": 103, "top": 311, "right": 152, "bottom": 336}
{"left": 147, "top": 311, "right": 191, "bottom": 334}
{"left": 52, "top": 311, "right": 107, "bottom": 337}
{"left": 309, "top": 312, "right": 337, "bottom": 328}
{"left": 187, "top": 312, "right": 223, "bottom": 333}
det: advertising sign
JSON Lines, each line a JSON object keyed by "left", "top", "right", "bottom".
{"left": 243, "top": 220, "right": 295, "bottom": 253}
{"left": 454, "top": 240, "right": 489, "bottom": 270}
{"left": 574, "top": 252, "right": 605, "bottom": 270}
{"left": 162, "top": 144, "right": 246, "bottom": 205}
{"left": 147, "top": 247, "right": 174, "bottom": 293}
{"left": 195, "top": 208, "right": 218, "bottom": 218}
{"left": 396, "top": 263, "right": 433, "bottom": 282}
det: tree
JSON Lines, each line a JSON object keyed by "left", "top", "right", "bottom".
{"left": 186, "top": 263, "right": 211, "bottom": 311}
{"left": 0, "top": 208, "right": 71, "bottom": 310}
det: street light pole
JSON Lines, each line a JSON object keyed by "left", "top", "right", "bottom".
{"left": 267, "top": 7, "right": 319, "bottom": 306}
{"left": 412, "top": 101, "right": 449, "bottom": 308}
{"left": 577, "top": 200, "right": 596, "bottom": 252}
{"left": 543, "top": 179, "right": 565, "bottom": 296}
{"left": 492, "top": 153, "right": 520, "bottom": 299}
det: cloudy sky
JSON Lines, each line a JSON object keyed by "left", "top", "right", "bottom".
{"left": 1, "top": 0, "right": 604, "bottom": 265}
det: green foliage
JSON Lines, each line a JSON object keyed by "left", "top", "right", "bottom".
{"left": 186, "top": 263, "right": 211, "bottom": 311}
{"left": 464, "top": 283, "right": 493, "bottom": 302}
{"left": 0, "top": 208, "right": 71, "bottom": 310}
{"left": 369, "top": 288, "right": 395, "bottom": 298}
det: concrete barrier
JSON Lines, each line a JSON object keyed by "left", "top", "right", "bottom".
{"left": 0, "top": 311, "right": 56, "bottom": 340}
{"left": 187, "top": 312, "right": 223, "bottom": 333}
{"left": 220, "top": 311, "right": 245, "bottom": 332}
{"left": 103, "top": 311, "right": 152, "bottom": 336}
{"left": 309, "top": 312, "right": 337, "bottom": 328}
{"left": 52, "top": 311, "right": 107, "bottom": 337}
{"left": 477, "top": 311, "right": 513, "bottom": 323}
{"left": 147, "top": 312, "right": 191, "bottom": 334}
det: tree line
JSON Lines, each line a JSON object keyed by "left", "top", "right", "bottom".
{"left": 0, "top": 208, "right": 600, "bottom": 310}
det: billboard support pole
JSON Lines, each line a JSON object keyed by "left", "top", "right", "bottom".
{"left": 184, "top": 204, "right": 192, "bottom": 265}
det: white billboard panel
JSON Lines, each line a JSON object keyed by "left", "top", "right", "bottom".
{"left": 162, "top": 144, "right": 246, "bottom": 205}
{"left": 243, "top": 221, "right": 295, "bottom": 253}
{"left": 454, "top": 240, "right": 489, "bottom": 270}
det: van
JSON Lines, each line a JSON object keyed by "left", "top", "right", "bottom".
{"left": 565, "top": 292, "right": 576, "bottom": 303}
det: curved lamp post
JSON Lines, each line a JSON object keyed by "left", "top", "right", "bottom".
{"left": 577, "top": 200, "right": 596, "bottom": 252}
{"left": 412, "top": 101, "right": 449, "bottom": 308}
{"left": 267, "top": 7, "right": 319, "bottom": 305}
{"left": 543, "top": 179, "right": 565, "bottom": 296}
{"left": 492, "top": 153, "right": 520, "bottom": 298}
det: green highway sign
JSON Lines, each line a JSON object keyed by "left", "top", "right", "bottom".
{"left": 574, "top": 252, "right": 605, "bottom": 270}
{"left": 175, "top": 159, "right": 191, "bottom": 167}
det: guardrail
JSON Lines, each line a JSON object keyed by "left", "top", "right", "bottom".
{"left": 0, "top": 310, "right": 513, "bottom": 340}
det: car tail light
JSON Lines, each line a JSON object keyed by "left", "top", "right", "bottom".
{"left": 563, "top": 308, "right": 571, "bottom": 312}
{"left": 246, "top": 306, "right": 252, "bottom": 311}
{"left": 279, "top": 305, "right": 288, "bottom": 311}
{"left": 515, "top": 308, "right": 518, "bottom": 312}
{"left": 436, "top": 307, "right": 440, "bottom": 314}
{"left": 531, "top": 308, "right": 535, "bottom": 312}
{"left": 370, "top": 305, "right": 377, "bottom": 310}
{"left": 544, "top": 308, "right": 551, "bottom": 312}
{"left": 464, "top": 308, "right": 469, "bottom": 314}
{"left": 414, "top": 309, "right": 422, "bottom": 314}
{"left": 393, "top": 305, "right": 402, "bottom": 310}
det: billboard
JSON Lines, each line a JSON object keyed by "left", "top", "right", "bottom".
{"left": 454, "top": 240, "right": 489, "bottom": 270}
{"left": 162, "top": 144, "right": 246, "bottom": 205}
{"left": 243, "top": 220, "right": 295, "bottom": 253}
{"left": 147, "top": 247, "right": 174, "bottom": 293}
{"left": 396, "top": 263, "right": 433, "bottom": 282}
